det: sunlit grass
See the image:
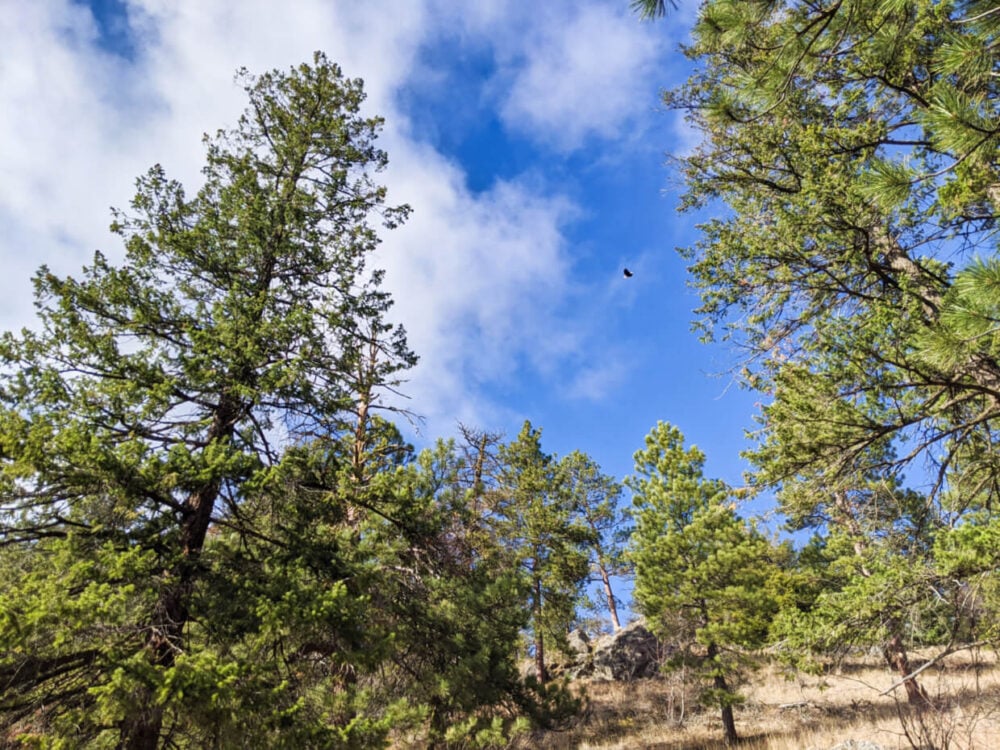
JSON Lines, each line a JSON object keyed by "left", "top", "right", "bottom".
{"left": 514, "top": 650, "right": 1000, "bottom": 749}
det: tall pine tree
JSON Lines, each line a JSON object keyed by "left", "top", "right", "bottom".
{"left": 560, "top": 450, "right": 630, "bottom": 632}
{"left": 495, "top": 422, "right": 593, "bottom": 684}
{"left": 0, "top": 54, "right": 418, "bottom": 747}
{"left": 629, "top": 422, "right": 786, "bottom": 745}
{"left": 637, "top": 0, "right": 1000, "bottom": 706}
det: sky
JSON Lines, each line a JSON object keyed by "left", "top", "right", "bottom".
{"left": 0, "top": 0, "right": 766, "bottom": 514}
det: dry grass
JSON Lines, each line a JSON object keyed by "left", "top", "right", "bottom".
{"left": 513, "top": 649, "right": 1000, "bottom": 749}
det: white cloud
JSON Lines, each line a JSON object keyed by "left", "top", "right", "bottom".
{"left": 495, "top": 2, "right": 664, "bottom": 151}
{"left": 377, "top": 138, "right": 578, "bottom": 433}
{"left": 126, "top": 0, "right": 431, "bottom": 185}
{"left": 0, "top": 0, "right": 636, "bottom": 440}
{"left": 0, "top": 1, "right": 158, "bottom": 329}
{"left": 566, "top": 359, "right": 628, "bottom": 401}
{"left": 419, "top": 0, "right": 672, "bottom": 153}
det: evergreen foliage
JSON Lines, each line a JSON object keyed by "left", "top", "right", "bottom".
{"left": 667, "top": 0, "right": 1000, "bottom": 492}
{"left": 651, "top": 0, "right": 1000, "bottom": 704}
{"left": 495, "top": 422, "right": 593, "bottom": 685}
{"left": 628, "top": 422, "right": 787, "bottom": 745}
{"left": 0, "top": 55, "right": 557, "bottom": 749}
{"left": 560, "top": 450, "right": 630, "bottom": 632}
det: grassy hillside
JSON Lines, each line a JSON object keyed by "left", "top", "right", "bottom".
{"left": 513, "top": 650, "right": 1000, "bottom": 749}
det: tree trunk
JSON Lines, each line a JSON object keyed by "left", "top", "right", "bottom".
{"left": 707, "top": 642, "right": 738, "bottom": 745}
{"left": 533, "top": 571, "right": 548, "bottom": 684}
{"left": 472, "top": 431, "right": 488, "bottom": 502}
{"left": 118, "top": 702, "right": 163, "bottom": 750}
{"left": 118, "top": 395, "right": 238, "bottom": 749}
{"left": 599, "top": 564, "right": 622, "bottom": 631}
{"left": 883, "top": 630, "right": 931, "bottom": 708}
{"left": 719, "top": 699, "right": 738, "bottom": 746}
{"left": 534, "top": 631, "right": 547, "bottom": 685}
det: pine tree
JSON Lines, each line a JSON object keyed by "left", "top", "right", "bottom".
{"left": 656, "top": 0, "right": 1000, "bottom": 501}
{"left": 0, "top": 54, "right": 417, "bottom": 747}
{"left": 638, "top": 0, "right": 1000, "bottom": 707}
{"left": 495, "top": 422, "right": 593, "bottom": 684}
{"left": 560, "top": 450, "right": 630, "bottom": 632}
{"left": 770, "top": 468, "right": 937, "bottom": 706}
{"left": 387, "top": 439, "right": 579, "bottom": 742}
{"left": 628, "top": 422, "right": 786, "bottom": 745}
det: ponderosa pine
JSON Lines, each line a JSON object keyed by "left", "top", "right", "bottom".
{"left": 495, "top": 422, "right": 593, "bottom": 685}
{"left": 628, "top": 422, "right": 787, "bottom": 745}
{"left": 0, "top": 53, "right": 420, "bottom": 747}
{"left": 638, "top": 0, "right": 1000, "bottom": 705}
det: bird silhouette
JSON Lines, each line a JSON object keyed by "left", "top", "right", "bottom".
{"left": 623, "top": 268, "right": 633, "bottom": 278}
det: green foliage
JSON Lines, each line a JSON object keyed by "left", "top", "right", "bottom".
{"left": 443, "top": 715, "right": 530, "bottom": 749}
{"left": 659, "top": 0, "right": 1000, "bottom": 704}
{"left": 559, "top": 450, "right": 630, "bottom": 631}
{"left": 494, "top": 422, "right": 594, "bottom": 683}
{"left": 932, "top": 518, "right": 1000, "bottom": 643}
{"left": 216, "top": 438, "right": 545, "bottom": 748}
{"left": 627, "top": 422, "right": 787, "bottom": 743}
{"left": 0, "top": 54, "right": 555, "bottom": 749}
{"left": 630, "top": 0, "right": 677, "bottom": 20}
{"left": 0, "top": 51, "right": 420, "bottom": 748}
{"left": 915, "top": 257, "right": 1000, "bottom": 374}
{"left": 670, "top": 0, "right": 1000, "bottom": 496}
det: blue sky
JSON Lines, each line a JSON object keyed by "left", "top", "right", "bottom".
{"left": 0, "top": 1, "right": 766, "bottom": 515}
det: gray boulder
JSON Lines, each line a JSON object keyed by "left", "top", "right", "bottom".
{"left": 588, "top": 619, "right": 662, "bottom": 681}
{"left": 531, "top": 620, "right": 664, "bottom": 682}
{"left": 565, "top": 628, "right": 591, "bottom": 660}
{"left": 558, "top": 628, "right": 594, "bottom": 679}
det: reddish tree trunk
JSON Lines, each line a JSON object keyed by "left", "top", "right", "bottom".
{"left": 599, "top": 564, "right": 621, "bottom": 631}
{"left": 884, "top": 631, "right": 931, "bottom": 708}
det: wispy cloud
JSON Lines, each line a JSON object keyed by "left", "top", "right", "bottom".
{"left": 377, "top": 140, "right": 577, "bottom": 430}
{"left": 494, "top": 2, "right": 664, "bottom": 151}
{"left": 566, "top": 359, "right": 629, "bottom": 401}
{"left": 0, "top": 0, "right": 671, "bottom": 439}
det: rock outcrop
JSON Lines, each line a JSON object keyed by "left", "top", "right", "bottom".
{"left": 556, "top": 619, "right": 663, "bottom": 681}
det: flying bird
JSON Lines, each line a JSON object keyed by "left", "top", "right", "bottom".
{"left": 623, "top": 268, "right": 633, "bottom": 278}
